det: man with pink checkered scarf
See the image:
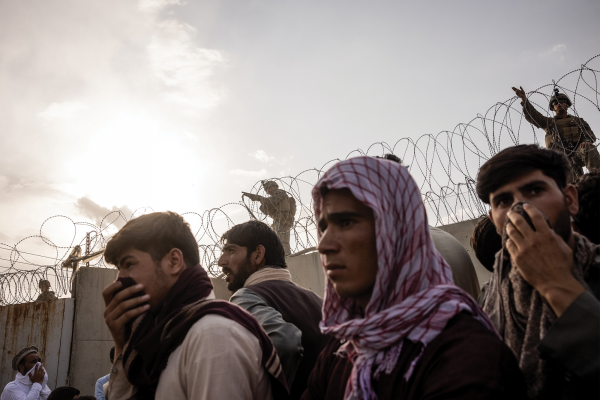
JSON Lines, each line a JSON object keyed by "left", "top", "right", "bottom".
{"left": 301, "top": 156, "right": 527, "bottom": 400}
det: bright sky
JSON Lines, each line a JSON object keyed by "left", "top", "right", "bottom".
{"left": 1, "top": 0, "right": 598, "bottom": 260}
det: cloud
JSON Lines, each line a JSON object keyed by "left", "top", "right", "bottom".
{"left": 539, "top": 44, "right": 566, "bottom": 58}
{"left": 252, "top": 150, "right": 274, "bottom": 163}
{"left": 38, "top": 102, "right": 88, "bottom": 121}
{"left": 138, "top": 0, "right": 182, "bottom": 13}
{"left": 148, "top": 19, "right": 225, "bottom": 113}
{"left": 76, "top": 197, "right": 134, "bottom": 230}
{"left": 229, "top": 169, "right": 268, "bottom": 177}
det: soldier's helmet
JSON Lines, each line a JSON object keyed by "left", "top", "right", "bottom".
{"left": 262, "top": 180, "right": 279, "bottom": 191}
{"left": 39, "top": 279, "right": 51, "bottom": 288}
{"left": 549, "top": 88, "right": 572, "bottom": 110}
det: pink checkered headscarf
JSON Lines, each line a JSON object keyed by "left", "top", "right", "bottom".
{"left": 312, "top": 156, "right": 496, "bottom": 400}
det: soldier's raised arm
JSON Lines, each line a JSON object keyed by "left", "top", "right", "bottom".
{"left": 512, "top": 85, "right": 552, "bottom": 131}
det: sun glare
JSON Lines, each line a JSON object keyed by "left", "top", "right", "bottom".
{"left": 69, "top": 113, "right": 203, "bottom": 212}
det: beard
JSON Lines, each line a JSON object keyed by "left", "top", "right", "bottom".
{"left": 225, "top": 256, "right": 254, "bottom": 293}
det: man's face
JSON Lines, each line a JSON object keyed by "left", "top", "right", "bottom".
{"left": 20, "top": 353, "right": 42, "bottom": 375}
{"left": 218, "top": 243, "right": 256, "bottom": 292}
{"left": 40, "top": 284, "right": 49, "bottom": 293}
{"left": 266, "top": 186, "right": 276, "bottom": 195}
{"left": 552, "top": 99, "right": 569, "bottom": 113}
{"left": 488, "top": 170, "right": 578, "bottom": 242}
{"left": 115, "top": 248, "right": 170, "bottom": 310}
{"left": 317, "top": 188, "right": 378, "bottom": 307}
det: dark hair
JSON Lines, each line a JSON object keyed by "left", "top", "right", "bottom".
{"left": 220, "top": 220, "right": 287, "bottom": 268}
{"left": 375, "top": 153, "right": 402, "bottom": 164}
{"left": 574, "top": 171, "right": 600, "bottom": 244}
{"left": 104, "top": 211, "right": 199, "bottom": 267}
{"left": 470, "top": 216, "right": 502, "bottom": 272}
{"left": 109, "top": 346, "right": 115, "bottom": 361}
{"left": 76, "top": 397, "right": 97, "bottom": 400}
{"left": 48, "top": 386, "right": 80, "bottom": 400}
{"left": 476, "top": 145, "right": 571, "bottom": 204}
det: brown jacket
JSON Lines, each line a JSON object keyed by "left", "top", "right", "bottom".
{"left": 522, "top": 100, "right": 596, "bottom": 149}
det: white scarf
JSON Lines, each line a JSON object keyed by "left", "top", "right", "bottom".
{"left": 243, "top": 266, "right": 294, "bottom": 287}
{"left": 15, "top": 362, "right": 52, "bottom": 399}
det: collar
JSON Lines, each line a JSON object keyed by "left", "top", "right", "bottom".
{"left": 243, "top": 266, "right": 293, "bottom": 287}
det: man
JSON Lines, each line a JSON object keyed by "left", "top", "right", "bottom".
{"left": 512, "top": 86, "right": 600, "bottom": 180}
{"left": 35, "top": 280, "right": 57, "bottom": 302}
{"left": 101, "top": 211, "right": 288, "bottom": 399}
{"left": 94, "top": 347, "right": 113, "bottom": 400}
{"left": 243, "top": 181, "right": 295, "bottom": 255}
{"left": 302, "top": 156, "right": 527, "bottom": 400}
{"left": 476, "top": 144, "right": 600, "bottom": 399}
{"left": 218, "top": 220, "right": 328, "bottom": 400}
{"left": 47, "top": 386, "right": 79, "bottom": 400}
{"left": 573, "top": 171, "right": 599, "bottom": 244}
{"left": 1, "top": 346, "right": 51, "bottom": 400}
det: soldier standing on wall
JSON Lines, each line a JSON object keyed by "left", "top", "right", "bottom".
{"left": 243, "top": 181, "right": 296, "bottom": 256}
{"left": 512, "top": 86, "right": 600, "bottom": 181}
{"left": 35, "top": 280, "right": 57, "bottom": 302}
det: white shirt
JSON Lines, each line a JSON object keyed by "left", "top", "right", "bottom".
{"left": 1, "top": 363, "right": 51, "bottom": 400}
{"left": 106, "top": 307, "right": 272, "bottom": 399}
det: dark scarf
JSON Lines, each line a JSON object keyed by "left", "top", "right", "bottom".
{"left": 122, "top": 264, "right": 289, "bottom": 399}
{"left": 483, "top": 202, "right": 596, "bottom": 400}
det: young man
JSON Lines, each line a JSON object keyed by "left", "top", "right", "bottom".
{"left": 573, "top": 171, "right": 599, "bottom": 244}
{"left": 476, "top": 144, "right": 600, "bottom": 399}
{"left": 219, "top": 220, "right": 327, "bottom": 400}
{"left": 1, "top": 346, "right": 51, "bottom": 400}
{"left": 512, "top": 86, "right": 600, "bottom": 180}
{"left": 101, "top": 211, "right": 288, "bottom": 399}
{"left": 302, "top": 156, "right": 527, "bottom": 400}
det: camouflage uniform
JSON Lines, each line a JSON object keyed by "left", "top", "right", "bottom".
{"left": 35, "top": 280, "right": 57, "bottom": 302}
{"left": 254, "top": 182, "right": 295, "bottom": 256}
{"left": 35, "top": 291, "right": 58, "bottom": 302}
{"left": 521, "top": 94, "right": 600, "bottom": 181}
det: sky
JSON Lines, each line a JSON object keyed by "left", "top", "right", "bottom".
{"left": 0, "top": 0, "right": 599, "bottom": 265}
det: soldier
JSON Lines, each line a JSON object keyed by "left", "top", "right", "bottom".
{"left": 35, "top": 280, "right": 57, "bottom": 302}
{"left": 512, "top": 86, "right": 600, "bottom": 181}
{"left": 243, "top": 181, "right": 295, "bottom": 256}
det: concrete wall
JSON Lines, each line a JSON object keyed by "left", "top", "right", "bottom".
{"left": 438, "top": 217, "right": 492, "bottom": 288}
{"left": 211, "top": 251, "right": 326, "bottom": 300}
{"left": 287, "top": 251, "right": 325, "bottom": 297}
{"left": 69, "top": 267, "right": 118, "bottom": 395}
{"left": 0, "top": 299, "right": 74, "bottom": 391}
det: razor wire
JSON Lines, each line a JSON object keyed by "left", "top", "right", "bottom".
{"left": 1, "top": 54, "right": 599, "bottom": 305}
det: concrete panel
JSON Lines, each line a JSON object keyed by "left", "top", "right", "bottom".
{"left": 69, "top": 267, "right": 118, "bottom": 395}
{"left": 0, "top": 299, "right": 74, "bottom": 391}
{"left": 287, "top": 251, "right": 325, "bottom": 298}
{"left": 438, "top": 217, "right": 492, "bottom": 288}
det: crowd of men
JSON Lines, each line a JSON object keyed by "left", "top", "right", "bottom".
{"left": 2, "top": 89, "right": 599, "bottom": 400}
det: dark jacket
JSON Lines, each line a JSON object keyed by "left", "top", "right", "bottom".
{"left": 232, "top": 273, "right": 328, "bottom": 400}
{"left": 301, "top": 312, "right": 528, "bottom": 400}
